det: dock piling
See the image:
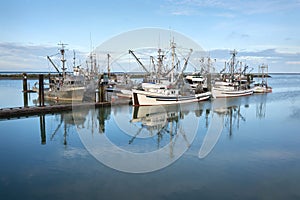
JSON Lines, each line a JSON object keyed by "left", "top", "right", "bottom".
{"left": 98, "top": 84, "right": 106, "bottom": 103}
{"left": 22, "top": 73, "right": 28, "bottom": 107}
{"left": 22, "top": 73, "right": 28, "bottom": 92}
{"left": 38, "top": 74, "right": 45, "bottom": 106}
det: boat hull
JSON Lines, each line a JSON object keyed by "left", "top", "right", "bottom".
{"left": 45, "top": 87, "right": 85, "bottom": 101}
{"left": 253, "top": 86, "right": 272, "bottom": 93}
{"left": 132, "top": 89, "right": 211, "bottom": 106}
{"left": 212, "top": 88, "right": 253, "bottom": 98}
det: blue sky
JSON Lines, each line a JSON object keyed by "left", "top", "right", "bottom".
{"left": 1, "top": 0, "right": 300, "bottom": 72}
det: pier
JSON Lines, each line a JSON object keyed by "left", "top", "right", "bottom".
{"left": 0, "top": 102, "right": 111, "bottom": 120}
{"left": 0, "top": 71, "right": 114, "bottom": 120}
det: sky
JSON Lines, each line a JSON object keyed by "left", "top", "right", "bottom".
{"left": 1, "top": 0, "right": 300, "bottom": 72}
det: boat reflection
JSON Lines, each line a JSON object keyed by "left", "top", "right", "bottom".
{"left": 74, "top": 103, "right": 203, "bottom": 173}
{"left": 37, "top": 94, "right": 269, "bottom": 164}
{"left": 255, "top": 94, "right": 267, "bottom": 119}
{"left": 128, "top": 104, "right": 203, "bottom": 155}
{"left": 46, "top": 109, "right": 89, "bottom": 146}
{"left": 110, "top": 103, "right": 203, "bottom": 153}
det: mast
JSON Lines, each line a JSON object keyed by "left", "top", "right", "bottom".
{"left": 107, "top": 54, "right": 111, "bottom": 78}
{"left": 260, "top": 64, "right": 268, "bottom": 86}
{"left": 171, "top": 39, "right": 176, "bottom": 83}
{"left": 73, "top": 50, "right": 76, "bottom": 68}
{"left": 58, "top": 42, "right": 68, "bottom": 79}
{"left": 93, "top": 52, "right": 97, "bottom": 75}
{"left": 157, "top": 48, "right": 164, "bottom": 83}
{"left": 230, "top": 49, "right": 237, "bottom": 82}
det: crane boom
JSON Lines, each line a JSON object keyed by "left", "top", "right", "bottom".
{"left": 164, "top": 60, "right": 179, "bottom": 77}
{"left": 129, "top": 50, "right": 149, "bottom": 74}
{"left": 47, "top": 56, "right": 61, "bottom": 74}
{"left": 181, "top": 49, "right": 193, "bottom": 73}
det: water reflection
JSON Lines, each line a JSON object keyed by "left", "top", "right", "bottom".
{"left": 215, "top": 105, "right": 246, "bottom": 137}
{"left": 2, "top": 75, "right": 300, "bottom": 199}
{"left": 74, "top": 103, "right": 201, "bottom": 173}
{"left": 198, "top": 98, "right": 242, "bottom": 157}
{"left": 40, "top": 115, "right": 46, "bottom": 144}
{"left": 41, "top": 96, "right": 266, "bottom": 144}
{"left": 255, "top": 93, "right": 267, "bottom": 119}
{"left": 33, "top": 93, "right": 271, "bottom": 172}
{"left": 127, "top": 104, "right": 203, "bottom": 155}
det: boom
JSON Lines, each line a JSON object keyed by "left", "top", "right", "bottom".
{"left": 47, "top": 56, "right": 61, "bottom": 74}
{"left": 129, "top": 50, "right": 149, "bottom": 74}
{"left": 181, "top": 49, "right": 193, "bottom": 73}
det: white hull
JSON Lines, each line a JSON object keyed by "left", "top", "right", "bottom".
{"left": 212, "top": 87, "right": 253, "bottom": 98}
{"left": 253, "top": 86, "right": 272, "bottom": 93}
{"left": 116, "top": 89, "right": 132, "bottom": 98}
{"left": 132, "top": 89, "right": 211, "bottom": 106}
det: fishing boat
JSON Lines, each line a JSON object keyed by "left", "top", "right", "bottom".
{"left": 212, "top": 81, "right": 253, "bottom": 98}
{"left": 253, "top": 64, "right": 272, "bottom": 93}
{"left": 99, "top": 53, "right": 135, "bottom": 100}
{"left": 185, "top": 73, "right": 206, "bottom": 89}
{"left": 132, "top": 86, "right": 211, "bottom": 106}
{"left": 253, "top": 83, "right": 272, "bottom": 93}
{"left": 185, "top": 56, "right": 216, "bottom": 91}
{"left": 105, "top": 73, "right": 134, "bottom": 99}
{"left": 130, "top": 41, "right": 211, "bottom": 106}
{"left": 212, "top": 50, "right": 253, "bottom": 98}
{"left": 44, "top": 76, "right": 86, "bottom": 101}
{"left": 33, "top": 43, "right": 87, "bottom": 101}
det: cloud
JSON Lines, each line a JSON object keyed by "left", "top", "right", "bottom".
{"left": 0, "top": 42, "right": 88, "bottom": 72}
{"left": 1, "top": 42, "right": 300, "bottom": 73}
{"left": 226, "top": 31, "right": 250, "bottom": 40}
{"left": 286, "top": 61, "right": 300, "bottom": 65}
{"left": 209, "top": 48, "right": 300, "bottom": 73}
{"left": 163, "top": 0, "right": 300, "bottom": 16}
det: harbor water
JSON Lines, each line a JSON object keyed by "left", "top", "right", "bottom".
{"left": 1, "top": 74, "right": 300, "bottom": 199}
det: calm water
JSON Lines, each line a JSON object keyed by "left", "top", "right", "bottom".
{"left": 0, "top": 79, "right": 39, "bottom": 108}
{"left": 1, "top": 74, "right": 300, "bottom": 200}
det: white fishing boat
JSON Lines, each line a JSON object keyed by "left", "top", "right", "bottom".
{"left": 130, "top": 41, "right": 211, "bottom": 106}
{"left": 212, "top": 49, "right": 253, "bottom": 98}
{"left": 106, "top": 74, "right": 134, "bottom": 99}
{"left": 132, "top": 88, "right": 211, "bottom": 106}
{"left": 253, "top": 84, "right": 272, "bottom": 93}
{"left": 185, "top": 74, "right": 205, "bottom": 89}
{"left": 253, "top": 64, "right": 272, "bottom": 93}
{"left": 185, "top": 57, "right": 216, "bottom": 91}
{"left": 212, "top": 81, "right": 253, "bottom": 98}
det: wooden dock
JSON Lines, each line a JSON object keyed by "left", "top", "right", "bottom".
{"left": 0, "top": 102, "right": 111, "bottom": 120}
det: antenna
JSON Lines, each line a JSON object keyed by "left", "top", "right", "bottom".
{"left": 90, "top": 32, "right": 93, "bottom": 52}
{"left": 158, "top": 33, "right": 160, "bottom": 49}
{"left": 73, "top": 50, "right": 76, "bottom": 68}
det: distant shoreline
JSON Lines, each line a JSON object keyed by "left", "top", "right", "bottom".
{"left": 0, "top": 71, "right": 299, "bottom": 80}
{"left": 0, "top": 73, "right": 54, "bottom": 80}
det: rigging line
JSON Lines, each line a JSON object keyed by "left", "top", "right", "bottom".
{"left": 48, "top": 52, "right": 60, "bottom": 57}
{"left": 112, "top": 60, "right": 128, "bottom": 72}
{"left": 132, "top": 50, "right": 156, "bottom": 58}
